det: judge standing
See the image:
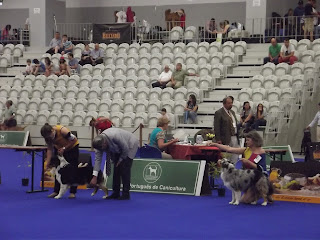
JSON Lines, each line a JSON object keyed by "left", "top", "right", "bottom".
{"left": 91, "top": 128, "right": 139, "bottom": 200}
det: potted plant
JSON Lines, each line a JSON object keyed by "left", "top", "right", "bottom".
{"left": 206, "top": 133, "right": 215, "bottom": 144}
{"left": 208, "top": 161, "right": 226, "bottom": 197}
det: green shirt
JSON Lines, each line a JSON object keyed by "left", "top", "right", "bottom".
{"left": 172, "top": 69, "right": 189, "bottom": 86}
{"left": 269, "top": 44, "right": 281, "bottom": 58}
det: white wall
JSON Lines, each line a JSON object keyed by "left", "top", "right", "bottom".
{"left": 266, "top": 0, "right": 298, "bottom": 18}
{"left": 0, "top": 9, "right": 29, "bottom": 30}
{"left": 65, "top": 0, "right": 245, "bottom": 8}
{"left": 46, "top": 0, "right": 66, "bottom": 44}
{"left": 28, "top": 0, "right": 46, "bottom": 47}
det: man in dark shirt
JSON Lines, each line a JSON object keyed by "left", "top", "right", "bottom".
{"left": 294, "top": 0, "right": 305, "bottom": 35}
{"left": 304, "top": 0, "right": 318, "bottom": 41}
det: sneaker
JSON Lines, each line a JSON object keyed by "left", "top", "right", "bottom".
{"left": 105, "top": 194, "right": 120, "bottom": 200}
{"left": 48, "top": 192, "right": 58, "bottom": 198}
{"left": 68, "top": 193, "right": 76, "bottom": 199}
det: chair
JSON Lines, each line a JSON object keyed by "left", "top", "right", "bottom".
{"left": 28, "top": 98, "right": 41, "bottom": 111}
{"left": 186, "top": 76, "right": 200, "bottom": 89}
{"left": 100, "top": 87, "right": 114, "bottom": 99}
{"left": 74, "top": 99, "right": 88, "bottom": 112}
{"left": 122, "top": 112, "right": 136, "bottom": 127}
{"left": 261, "top": 62, "right": 276, "bottom": 77}
{"left": 222, "top": 52, "right": 236, "bottom": 66}
{"left": 101, "top": 76, "right": 115, "bottom": 88}
{"left": 209, "top": 42, "right": 221, "bottom": 54}
{"left": 148, "top": 113, "right": 162, "bottom": 128}
{"left": 63, "top": 98, "right": 76, "bottom": 111}
{"left": 39, "top": 98, "right": 52, "bottom": 111}
{"left": 46, "top": 75, "right": 58, "bottom": 87}
{"left": 292, "top": 75, "right": 304, "bottom": 86}
{"left": 24, "top": 110, "right": 38, "bottom": 124}
{"left": 65, "top": 86, "right": 79, "bottom": 99}
{"left": 19, "top": 86, "right": 32, "bottom": 99}
{"left": 197, "top": 42, "right": 209, "bottom": 54}
{"left": 187, "top": 64, "right": 198, "bottom": 74}
{"left": 56, "top": 75, "right": 69, "bottom": 87}
{"left": 186, "top": 53, "right": 197, "bottom": 65}
{"left": 197, "top": 53, "right": 210, "bottom": 66}
{"left": 210, "top": 52, "right": 223, "bottom": 65}
{"left": 188, "top": 87, "right": 201, "bottom": 100}
{"left": 77, "top": 86, "right": 89, "bottom": 99}
{"left": 37, "top": 110, "right": 50, "bottom": 125}
{"left": 174, "top": 100, "right": 187, "bottom": 114}
{"left": 124, "top": 99, "right": 137, "bottom": 113}
{"left": 103, "top": 64, "right": 115, "bottom": 77}
{"left": 126, "top": 64, "right": 139, "bottom": 77}
{"left": 80, "top": 64, "right": 92, "bottom": 76}
{"left": 238, "top": 88, "right": 253, "bottom": 102}
{"left": 53, "top": 86, "right": 66, "bottom": 98}
{"left": 42, "top": 86, "right": 55, "bottom": 98}
{"left": 112, "top": 87, "right": 125, "bottom": 100}
{"left": 12, "top": 75, "right": 24, "bottom": 86}
{"left": 222, "top": 41, "right": 235, "bottom": 53}
{"left": 268, "top": 101, "right": 281, "bottom": 113}
{"left": 278, "top": 75, "right": 293, "bottom": 89}
{"left": 110, "top": 112, "right": 124, "bottom": 127}
{"left": 174, "top": 87, "right": 188, "bottom": 101}
{"left": 251, "top": 88, "right": 266, "bottom": 102}
{"left": 84, "top": 111, "right": 99, "bottom": 125}
{"left": 304, "top": 62, "right": 316, "bottom": 74}
{"left": 148, "top": 100, "right": 162, "bottom": 113}
{"left": 185, "top": 42, "right": 198, "bottom": 54}
{"left": 174, "top": 53, "right": 186, "bottom": 65}
{"left": 162, "top": 42, "right": 174, "bottom": 54}
{"left": 139, "top": 53, "right": 151, "bottom": 66}
{"left": 266, "top": 87, "right": 282, "bottom": 102}
{"left": 150, "top": 53, "right": 162, "bottom": 66}
{"left": 250, "top": 75, "right": 264, "bottom": 89}
{"left": 99, "top": 99, "right": 112, "bottom": 112}
{"left": 90, "top": 75, "right": 103, "bottom": 88}
{"left": 115, "top": 53, "right": 128, "bottom": 65}
{"left": 79, "top": 75, "right": 92, "bottom": 87}
{"left": 30, "top": 86, "right": 44, "bottom": 99}
{"left": 211, "top": 64, "right": 225, "bottom": 79}
{"left": 118, "top": 43, "right": 129, "bottom": 54}
{"left": 92, "top": 64, "right": 105, "bottom": 76}
{"left": 139, "top": 43, "right": 151, "bottom": 55}
{"left": 0, "top": 85, "right": 11, "bottom": 98}
{"left": 150, "top": 43, "right": 162, "bottom": 55}
{"left": 170, "top": 27, "right": 183, "bottom": 41}
{"left": 136, "top": 87, "right": 150, "bottom": 100}
{"left": 137, "top": 75, "right": 150, "bottom": 88}
{"left": 289, "top": 39, "right": 298, "bottom": 49}
{"left": 106, "top": 43, "right": 118, "bottom": 55}
{"left": 73, "top": 43, "right": 84, "bottom": 56}
{"left": 73, "top": 111, "right": 86, "bottom": 126}
{"left": 113, "top": 75, "right": 126, "bottom": 88}
{"left": 162, "top": 99, "right": 175, "bottom": 113}
{"left": 105, "top": 54, "right": 115, "bottom": 66}
{"left": 234, "top": 41, "right": 247, "bottom": 56}
{"left": 66, "top": 75, "right": 80, "bottom": 87}
{"left": 173, "top": 42, "right": 186, "bottom": 55}
{"left": 162, "top": 53, "right": 174, "bottom": 66}
{"left": 17, "top": 98, "right": 30, "bottom": 111}
{"left": 3, "top": 44, "right": 14, "bottom": 55}
{"left": 138, "top": 64, "right": 150, "bottom": 77}
{"left": 52, "top": 98, "right": 65, "bottom": 111}
{"left": 48, "top": 110, "right": 62, "bottom": 125}
{"left": 199, "top": 76, "right": 213, "bottom": 90}
{"left": 300, "top": 50, "right": 314, "bottom": 64}
{"left": 124, "top": 87, "right": 137, "bottom": 100}
{"left": 297, "top": 39, "right": 311, "bottom": 52}
{"left": 135, "top": 99, "right": 149, "bottom": 113}
{"left": 88, "top": 86, "right": 102, "bottom": 99}
{"left": 161, "top": 88, "right": 174, "bottom": 101}
{"left": 290, "top": 62, "right": 304, "bottom": 75}
{"left": 128, "top": 43, "right": 140, "bottom": 55}
{"left": 134, "top": 112, "right": 148, "bottom": 126}
{"left": 274, "top": 63, "right": 289, "bottom": 77}
{"left": 98, "top": 111, "right": 111, "bottom": 118}
{"left": 127, "top": 53, "right": 139, "bottom": 66}
{"left": 125, "top": 75, "right": 138, "bottom": 88}
{"left": 280, "top": 88, "right": 293, "bottom": 99}
{"left": 114, "top": 64, "right": 127, "bottom": 76}
{"left": 263, "top": 75, "right": 278, "bottom": 89}
{"left": 60, "top": 111, "right": 74, "bottom": 125}
{"left": 149, "top": 64, "right": 162, "bottom": 77}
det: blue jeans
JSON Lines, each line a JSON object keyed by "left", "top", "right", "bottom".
{"left": 264, "top": 57, "right": 279, "bottom": 65}
{"left": 237, "top": 122, "right": 251, "bottom": 133}
{"left": 184, "top": 111, "right": 197, "bottom": 124}
{"left": 251, "top": 119, "right": 267, "bottom": 130}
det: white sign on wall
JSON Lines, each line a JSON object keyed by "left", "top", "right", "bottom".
{"left": 33, "top": 8, "right": 40, "bottom": 14}
{"left": 252, "top": 0, "right": 261, "bottom": 7}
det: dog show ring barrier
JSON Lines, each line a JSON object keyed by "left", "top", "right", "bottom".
{"left": 0, "top": 145, "right": 48, "bottom": 194}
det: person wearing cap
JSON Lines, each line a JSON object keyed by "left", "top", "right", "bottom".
{"left": 149, "top": 117, "right": 179, "bottom": 159}
{"left": 91, "top": 128, "right": 139, "bottom": 200}
{"left": 306, "top": 103, "right": 320, "bottom": 142}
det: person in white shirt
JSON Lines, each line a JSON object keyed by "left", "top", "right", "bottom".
{"left": 116, "top": 10, "right": 127, "bottom": 23}
{"left": 278, "top": 38, "right": 298, "bottom": 65}
{"left": 24, "top": 59, "right": 32, "bottom": 75}
{"left": 306, "top": 102, "right": 320, "bottom": 142}
{"left": 152, "top": 65, "right": 172, "bottom": 89}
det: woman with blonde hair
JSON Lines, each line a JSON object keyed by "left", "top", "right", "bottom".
{"left": 149, "top": 117, "right": 179, "bottom": 159}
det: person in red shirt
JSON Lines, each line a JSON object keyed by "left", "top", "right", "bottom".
{"left": 178, "top": 9, "right": 186, "bottom": 29}
{"left": 90, "top": 117, "right": 114, "bottom": 134}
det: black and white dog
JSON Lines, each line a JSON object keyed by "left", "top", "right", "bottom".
{"left": 219, "top": 159, "right": 273, "bottom": 206}
{"left": 54, "top": 155, "right": 108, "bottom": 199}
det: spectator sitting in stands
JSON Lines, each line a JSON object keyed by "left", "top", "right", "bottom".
{"left": 167, "top": 63, "right": 199, "bottom": 89}
{"left": 205, "top": 18, "right": 217, "bottom": 42}
{"left": 24, "top": 59, "right": 32, "bottom": 75}
{"left": 56, "top": 34, "right": 73, "bottom": 55}
{"left": 90, "top": 43, "right": 104, "bottom": 65}
{"left": 31, "top": 59, "right": 45, "bottom": 75}
{"left": 152, "top": 65, "right": 172, "bottom": 89}
{"left": 279, "top": 38, "right": 298, "bottom": 65}
{"left": 160, "top": 108, "right": 169, "bottom": 120}
{"left": 184, "top": 94, "right": 198, "bottom": 124}
{"left": 149, "top": 117, "right": 179, "bottom": 159}
{"left": 46, "top": 32, "right": 61, "bottom": 55}
{"left": 79, "top": 44, "right": 93, "bottom": 66}
{"left": 263, "top": 38, "right": 281, "bottom": 64}
{"left": 0, "top": 100, "right": 17, "bottom": 130}
{"left": 57, "top": 58, "right": 69, "bottom": 76}
{"left": 251, "top": 104, "right": 267, "bottom": 130}
{"left": 237, "top": 101, "right": 254, "bottom": 134}
{"left": 68, "top": 53, "right": 80, "bottom": 75}
{"left": 1, "top": 25, "right": 11, "bottom": 41}
{"left": 44, "top": 57, "right": 53, "bottom": 77}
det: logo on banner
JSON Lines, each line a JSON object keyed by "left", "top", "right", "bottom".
{"left": 0, "top": 133, "right": 8, "bottom": 143}
{"left": 102, "top": 32, "right": 121, "bottom": 40}
{"left": 143, "top": 162, "right": 162, "bottom": 183}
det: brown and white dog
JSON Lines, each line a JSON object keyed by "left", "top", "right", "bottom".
{"left": 54, "top": 155, "right": 108, "bottom": 199}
